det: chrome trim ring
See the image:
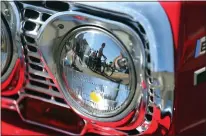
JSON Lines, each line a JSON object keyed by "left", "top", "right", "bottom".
{"left": 37, "top": 11, "right": 147, "bottom": 122}
{"left": 1, "top": 19, "right": 12, "bottom": 75}
{"left": 1, "top": 1, "right": 21, "bottom": 82}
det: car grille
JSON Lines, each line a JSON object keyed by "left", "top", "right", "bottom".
{"left": 18, "top": 1, "right": 68, "bottom": 106}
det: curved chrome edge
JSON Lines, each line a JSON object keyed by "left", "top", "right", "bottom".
{"left": 74, "top": 1, "right": 175, "bottom": 134}
{"left": 1, "top": 1, "right": 22, "bottom": 82}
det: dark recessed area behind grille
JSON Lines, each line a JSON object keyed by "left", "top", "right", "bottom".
{"left": 24, "top": 21, "right": 36, "bottom": 31}
{"left": 27, "top": 45, "right": 37, "bottom": 52}
{"left": 145, "top": 114, "right": 152, "bottom": 121}
{"left": 30, "top": 80, "right": 49, "bottom": 89}
{"left": 50, "top": 79, "right": 54, "bottom": 84}
{"left": 25, "top": 9, "right": 39, "bottom": 19}
{"left": 52, "top": 86, "right": 59, "bottom": 92}
{"left": 24, "top": 89, "right": 51, "bottom": 99}
{"left": 42, "top": 13, "right": 51, "bottom": 21}
{"left": 29, "top": 56, "right": 41, "bottom": 63}
{"left": 45, "top": 1, "right": 69, "bottom": 11}
{"left": 148, "top": 106, "right": 153, "bottom": 113}
{"left": 30, "top": 63, "right": 43, "bottom": 71}
{"left": 29, "top": 73, "right": 46, "bottom": 81}
{"left": 21, "top": 1, "right": 43, "bottom": 7}
{"left": 55, "top": 97, "right": 66, "bottom": 104}
{"left": 25, "top": 36, "right": 35, "bottom": 43}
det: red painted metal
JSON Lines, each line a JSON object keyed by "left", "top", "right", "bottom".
{"left": 161, "top": 1, "right": 206, "bottom": 135}
{"left": 2, "top": 59, "right": 25, "bottom": 96}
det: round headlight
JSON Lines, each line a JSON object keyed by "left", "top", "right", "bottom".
{"left": 1, "top": 19, "right": 12, "bottom": 75}
{"left": 60, "top": 27, "right": 136, "bottom": 118}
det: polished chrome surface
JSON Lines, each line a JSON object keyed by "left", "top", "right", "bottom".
{"left": 37, "top": 11, "right": 146, "bottom": 122}
{"left": 1, "top": 19, "right": 11, "bottom": 74}
{"left": 61, "top": 27, "right": 134, "bottom": 117}
{"left": 194, "top": 67, "right": 206, "bottom": 86}
{"left": 18, "top": 2, "right": 67, "bottom": 101}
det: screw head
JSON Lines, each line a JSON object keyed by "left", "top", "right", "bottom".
{"left": 58, "top": 24, "right": 64, "bottom": 29}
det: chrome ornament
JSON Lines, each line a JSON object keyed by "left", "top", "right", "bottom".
{"left": 61, "top": 27, "right": 134, "bottom": 116}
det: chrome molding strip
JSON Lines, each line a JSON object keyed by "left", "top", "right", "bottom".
{"left": 194, "top": 67, "right": 206, "bottom": 86}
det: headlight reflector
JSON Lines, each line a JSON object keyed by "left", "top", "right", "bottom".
{"left": 60, "top": 27, "right": 136, "bottom": 117}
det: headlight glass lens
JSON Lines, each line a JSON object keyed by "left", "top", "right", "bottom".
{"left": 60, "top": 27, "right": 136, "bottom": 117}
{"left": 1, "top": 19, "right": 11, "bottom": 75}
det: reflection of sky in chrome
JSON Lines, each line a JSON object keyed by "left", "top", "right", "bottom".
{"left": 83, "top": 31, "right": 122, "bottom": 63}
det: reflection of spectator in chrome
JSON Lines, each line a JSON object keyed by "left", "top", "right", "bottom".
{"left": 112, "top": 52, "right": 128, "bottom": 72}
{"left": 63, "top": 40, "right": 82, "bottom": 72}
{"left": 96, "top": 43, "right": 107, "bottom": 71}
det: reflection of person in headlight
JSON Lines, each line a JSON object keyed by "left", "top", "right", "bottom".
{"left": 63, "top": 41, "right": 83, "bottom": 72}
{"left": 96, "top": 43, "right": 107, "bottom": 71}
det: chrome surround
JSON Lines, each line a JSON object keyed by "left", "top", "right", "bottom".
{"left": 37, "top": 11, "right": 147, "bottom": 122}
{"left": 194, "top": 67, "right": 206, "bottom": 86}
{"left": 1, "top": 1, "right": 175, "bottom": 135}
{"left": 1, "top": 1, "right": 21, "bottom": 82}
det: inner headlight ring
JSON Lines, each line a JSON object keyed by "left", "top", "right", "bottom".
{"left": 59, "top": 26, "right": 137, "bottom": 118}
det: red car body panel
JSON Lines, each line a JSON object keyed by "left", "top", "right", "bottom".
{"left": 1, "top": 1, "right": 206, "bottom": 135}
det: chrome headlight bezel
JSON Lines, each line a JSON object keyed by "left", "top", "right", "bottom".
{"left": 1, "top": 18, "right": 12, "bottom": 75}
{"left": 1, "top": 1, "right": 20, "bottom": 82}
{"left": 37, "top": 11, "right": 147, "bottom": 122}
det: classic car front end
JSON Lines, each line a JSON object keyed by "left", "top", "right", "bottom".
{"left": 1, "top": 1, "right": 206, "bottom": 135}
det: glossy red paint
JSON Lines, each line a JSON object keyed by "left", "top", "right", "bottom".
{"left": 1, "top": 109, "right": 63, "bottom": 135}
{"left": 162, "top": 1, "right": 206, "bottom": 135}
{"left": 2, "top": 59, "right": 25, "bottom": 96}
